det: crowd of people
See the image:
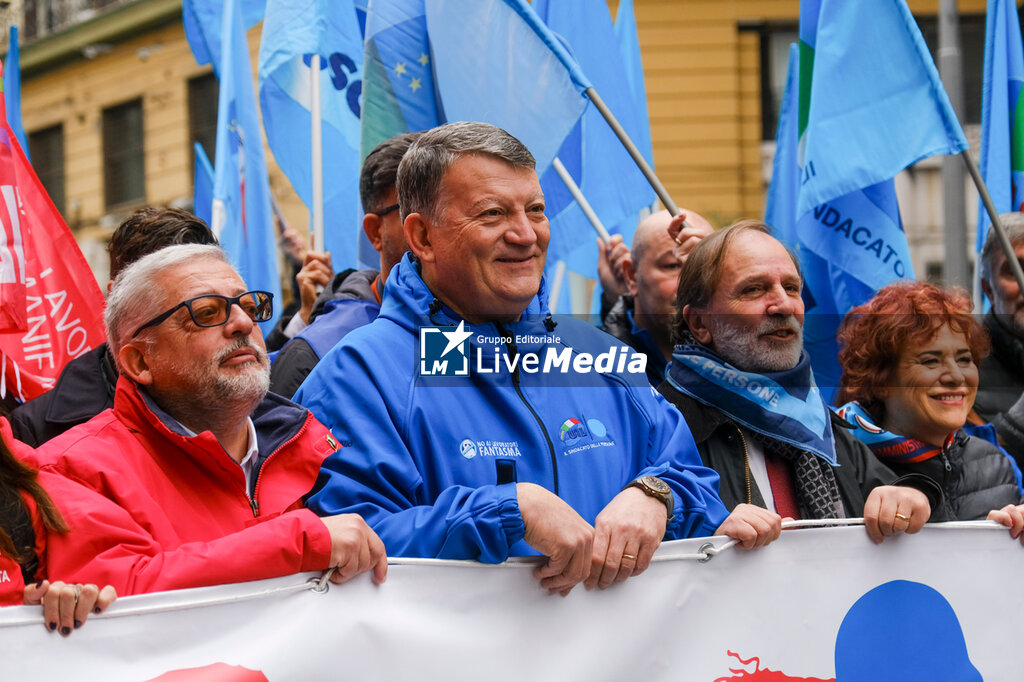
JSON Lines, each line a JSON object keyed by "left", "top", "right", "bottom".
{"left": 3, "top": 121, "right": 1024, "bottom": 634}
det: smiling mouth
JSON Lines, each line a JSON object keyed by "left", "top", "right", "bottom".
{"left": 930, "top": 393, "right": 967, "bottom": 404}
{"left": 762, "top": 328, "right": 798, "bottom": 341}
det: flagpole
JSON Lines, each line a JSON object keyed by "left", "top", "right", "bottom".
{"left": 310, "top": 54, "right": 325, "bottom": 251}
{"left": 548, "top": 260, "right": 568, "bottom": 314}
{"left": 962, "top": 150, "right": 1024, "bottom": 296}
{"left": 551, "top": 157, "right": 611, "bottom": 242}
{"left": 584, "top": 86, "right": 689, "bottom": 229}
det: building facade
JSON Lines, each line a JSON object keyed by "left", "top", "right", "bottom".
{"left": 0, "top": 0, "right": 1004, "bottom": 289}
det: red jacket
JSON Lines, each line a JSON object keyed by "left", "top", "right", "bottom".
{"left": 29, "top": 378, "right": 336, "bottom": 595}
{"left": 0, "top": 489, "right": 45, "bottom": 606}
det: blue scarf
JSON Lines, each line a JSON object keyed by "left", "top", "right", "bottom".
{"left": 666, "top": 344, "right": 837, "bottom": 465}
{"left": 837, "top": 401, "right": 948, "bottom": 463}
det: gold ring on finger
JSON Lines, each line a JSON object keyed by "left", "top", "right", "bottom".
{"left": 622, "top": 553, "right": 637, "bottom": 561}
{"left": 895, "top": 513, "right": 909, "bottom": 522}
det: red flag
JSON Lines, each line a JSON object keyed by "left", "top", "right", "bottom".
{"left": 0, "top": 78, "right": 105, "bottom": 402}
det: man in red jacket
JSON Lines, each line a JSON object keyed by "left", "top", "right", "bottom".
{"left": 29, "top": 244, "right": 386, "bottom": 595}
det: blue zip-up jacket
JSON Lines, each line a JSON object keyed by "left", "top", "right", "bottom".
{"left": 296, "top": 254, "right": 728, "bottom": 563}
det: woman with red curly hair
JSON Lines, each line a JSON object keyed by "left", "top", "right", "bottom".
{"left": 837, "top": 281, "right": 1024, "bottom": 526}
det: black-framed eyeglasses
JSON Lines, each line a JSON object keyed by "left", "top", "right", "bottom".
{"left": 376, "top": 203, "right": 400, "bottom": 217}
{"left": 131, "top": 291, "right": 274, "bottom": 338}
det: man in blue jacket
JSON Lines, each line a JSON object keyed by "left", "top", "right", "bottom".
{"left": 295, "top": 122, "right": 777, "bottom": 595}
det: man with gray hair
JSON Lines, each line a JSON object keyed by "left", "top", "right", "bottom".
{"left": 977, "top": 213, "right": 1024, "bottom": 461}
{"left": 658, "top": 221, "right": 937, "bottom": 542}
{"left": 296, "top": 122, "right": 779, "bottom": 596}
{"left": 30, "top": 244, "right": 387, "bottom": 595}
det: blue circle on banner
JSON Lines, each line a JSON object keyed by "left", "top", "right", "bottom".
{"left": 834, "top": 580, "right": 980, "bottom": 681}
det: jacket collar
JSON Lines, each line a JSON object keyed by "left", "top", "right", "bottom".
{"left": 41, "top": 344, "right": 118, "bottom": 424}
{"left": 112, "top": 376, "right": 311, "bottom": 470}
{"left": 379, "top": 253, "right": 552, "bottom": 335}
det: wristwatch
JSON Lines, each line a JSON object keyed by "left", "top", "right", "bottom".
{"left": 625, "top": 475, "right": 675, "bottom": 522}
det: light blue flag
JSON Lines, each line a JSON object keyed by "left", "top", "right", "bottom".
{"left": 423, "top": 0, "right": 591, "bottom": 175}
{"left": 768, "top": 37, "right": 913, "bottom": 396}
{"left": 258, "top": 0, "right": 364, "bottom": 269}
{"left": 797, "top": 0, "right": 968, "bottom": 219}
{"left": 3, "top": 26, "right": 28, "bottom": 161}
{"left": 614, "top": 0, "right": 653, "bottom": 169}
{"left": 360, "top": 0, "right": 439, "bottom": 158}
{"left": 766, "top": 46, "right": 801, "bottom": 252}
{"left": 212, "top": 0, "right": 282, "bottom": 332}
{"left": 183, "top": 0, "right": 265, "bottom": 74}
{"left": 767, "top": 43, "right": 846, "bottom": 396}
{"left": 193, "top": 142, "right": 215, "bottom": 227}
{"left": 362, "top": 0, "right": 589, "bottom": 172}
{"left": 532, "top": 0, "right": 654, "bottom": 284}
{"left": 360, "top": 0, "right": 592, "bottom": 271}
{"left": 977, "top": 0, "right": 1024, "bottom": 254}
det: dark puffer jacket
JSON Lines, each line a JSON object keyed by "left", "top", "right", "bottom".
{"left": 878, "top": 430, "right": 1022, "bottom": 522}
{"left": 976, "top": 312, "right": 1024, "bottom": 424}
{"left": 657, "top": 382, "right": 942, "bottom": 516}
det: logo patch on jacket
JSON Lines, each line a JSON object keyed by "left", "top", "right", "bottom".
{"left": 558, "top": 415, "right": 614, "bottom": 455}
{"left": 459, "top": 438, "right": 523, "bottom": 459}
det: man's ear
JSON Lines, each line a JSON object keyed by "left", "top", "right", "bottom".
{"left": 622, "top": 258, "right": 639, "bottom": 297}
{"left": 117, "top": 343, "right": 153, "bottom": 386}
{"left": 980, "top": 277, "right": 993, "bottom": 303}
{"left": 404, "top": 213, "right": 435, "bottom": 263}
{"left": 363, "top": 213, "right": 384, "bottom": 252}
{"left": 681, "top": 304, "right": 713, "bottom": 346}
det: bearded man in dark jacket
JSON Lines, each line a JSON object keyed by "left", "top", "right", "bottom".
{"left": 977, "top": 212, "right": 1024, "bottom": 459}
{"left": 657, "top": 220, "right": 940, "bottom": 543}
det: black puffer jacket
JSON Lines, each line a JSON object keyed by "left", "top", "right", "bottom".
{"left": 878, "top": 430, "right": 1022, "bottom": 522}
{"left": 976, "top": 312, "right": 1024, "bottom": 424}
{"left": 657, "top": 382, "right": 942, "bottom": 515}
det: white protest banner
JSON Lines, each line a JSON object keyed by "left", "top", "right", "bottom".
{"left": 0, "top": 523, "right": 1017, "bottom": 680}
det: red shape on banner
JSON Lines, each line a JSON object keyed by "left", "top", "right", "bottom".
{"left": 146, "top": 663, "right": 269, "bottom": 681}
{"left": 714, "top": 650, "right": 833, "bottom": 682}
{"left": 0, "top": 68, "right": 105, "bottom": 402}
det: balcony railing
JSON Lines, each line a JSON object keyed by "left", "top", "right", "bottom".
{"left": 23, "top": 0, "right": 129, "bottom": 41}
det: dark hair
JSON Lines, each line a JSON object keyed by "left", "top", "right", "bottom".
{"left": 360, "top": 133, "right": 422, "bottom": 213}
{"left": 671, "top": 219, "right": 800, "bottom": 342}
{"left": 108, "top": 207, "right": 218, "bottom": 280}
{"left": 837, "top": 281, "right": 989, "bottom": 418}
{"left": 0, "top": 438, "right": 68, "bottom": 565}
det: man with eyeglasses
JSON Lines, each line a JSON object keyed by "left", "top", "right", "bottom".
{"left": 269, "top": 132, "right": 420, "bottom": 398}
{"left": 8, "top": 206, "right": 219, "bottom": 446}
{"left": 29, "top": 244, "right": 387, "bottom": 595}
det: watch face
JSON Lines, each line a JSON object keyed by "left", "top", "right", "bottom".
{"left": 641, "top": 475, "right": 670, "bottom": 494}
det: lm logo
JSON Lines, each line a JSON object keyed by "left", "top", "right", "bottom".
{"left": 419, "top": 321, "right": 472, "bottom": 376}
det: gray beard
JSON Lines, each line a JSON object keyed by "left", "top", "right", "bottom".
{"left": 708, "top": 315, "right": 803, "bottom": 373}
{"left": 156, "top": 340, "right": 270, "bottom": 434}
